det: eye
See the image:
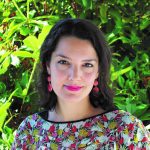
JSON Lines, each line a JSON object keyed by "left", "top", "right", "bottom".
{"left": 83, "top": 63, "right": 93, "bottom": 67}
{"left": 58, "top": 60, "right": 69, "bottom": 65}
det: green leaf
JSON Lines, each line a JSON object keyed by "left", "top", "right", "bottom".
{"left": 82, "top": 0, "right": 92, "bottom": 9}
{"left": 118, "top": 57, "right": 130, "bottom": 69}
{"left": 130, "top": 30, "right": 140, "bottom": 45}
{"left": 1, "top": 125, "right": 14, "bottom": 146}
{"left": 22, "top": 88, "right": 27, "bottom": 96}
{"left": 12, "top": 51, "right": 34, "bottom": 58}
{"left": 115, "top": 103, "right": 126, "bottom": 110}
{"left": 137, "top": 104, "right": 148, "bottom": 113}
{"left": 3, "top": 126, "right": 13, "bottom": 135}
{"left": 128, "top": 81, "right": 136, "bottom": 93}
{"left": 20, "top": 71, "right": 29, "bottom": 88}
{"left": 111, "top": 66, "right": 133, "bottom": 81}
{"left": 129, "top": 70, "right": 135, "bottom": 79}
{"left": 29, "top": 10, "right": 36, "bottom": 19}
{"left": 20, "top": 26, "right": 30, "bottom": 36}
{"left": 5, "top": 21, "right": 24, "bottom": 40}
{"left": 106, "top": 33, "right": 120, "bottom": 45}
{"left": 119, "top": 36, "right": 130, "bottom": 44}
{"left": 23, "top": 35, "right": 40, "bottom": 51}
{"left": 107, "top": 33, "right": 115, "bottom": 42}
{"left": 114, "top": 96, "right": 126, "bottom": 101}
{"left": 2, "top": 57, "right": 11, "bottom": 69}
{"left": 139, "top": 111, "right": 150, "bottom": 121}
{"left": 30, "top": 19, "right": 49, "bottom": 26}
{"left": 3, "top": 10, "right": 10, "bottom": 17}
{"left": 142, "top": 53, "right": 149, "bottom": 63}
{"left": 125, "top": 79, "right": 130, "bottom": 89}
{"left": 114, "top": 96, "right": 126, "bottom": 110}
{"left": 68, "top": 8, "right": 76, "bottom": 18}
{"left": 38, "top": 25, "right": 52, "bottom": 47}
{"left": 0, "top": 2, "right": 4, "bottom": 9}
{"left": 116, "top": 0, "right": 127, "bottom": 6}
{"left": 0, "top": 50, "right": 11, "bottom": 64}
{"left": 126, "top": 103, "right": 137, "bottom": 114}
{"left": 138, "top": 89, "right": 148, "bottom": 104}
{"left": 0, "top": 101, "right": 11, "bottom": 132}
{"left": 0, "top": 56, "right": 11, "bottom": 75}
{"left": 12, "top": 0, "right": 26, "bottom": 20}
{"left": 118, "top": 75, "right": 125, "bottom": 88}
{"left": 140, "top": 17, "right": 150, "bottom": 30}
{"left": 0, "top": 82, "right": 6, "bottom": 94}
{"left": 109, "top": 9, "right": 123, "bottom": 29}
{"left": 14, "top": 83, "right": 23, "bottom": 97}
{"left": 99, "top": 4, "right": 108, "bottom": 24}
{"left": 0, "top": 92, "right": 17, "bottom": 131}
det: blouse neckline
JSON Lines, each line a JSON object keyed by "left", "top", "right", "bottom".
{"left": 38, "top": 108, "right": 118, "bottom": 124}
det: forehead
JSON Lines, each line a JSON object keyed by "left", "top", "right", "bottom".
{"left": 53, "top": 36, "right": 98, "bottom": 60}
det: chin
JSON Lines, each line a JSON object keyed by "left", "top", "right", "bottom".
{"left": 59, "top": 93, "right": 88, "bottom": 103}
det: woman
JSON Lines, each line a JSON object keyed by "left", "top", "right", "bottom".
{"left": 12, "top": 18, "right": 150, "bottom": 149}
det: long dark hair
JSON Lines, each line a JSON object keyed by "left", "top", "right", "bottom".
{"left": 38, "top": 18, "right": 116, "bottom": 111}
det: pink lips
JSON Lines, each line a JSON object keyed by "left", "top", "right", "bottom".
{"left": 64, "top": 85, "right": 82, "bottom": 91}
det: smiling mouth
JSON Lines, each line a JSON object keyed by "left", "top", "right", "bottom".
{"left": 64, "top": 85, "right": 83, "bottom": 91}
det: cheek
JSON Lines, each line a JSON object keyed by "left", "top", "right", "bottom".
{"left": 83, "top": 73, "right": 97, "bottom": 85}
{"left": 51, "top": 65, "right": 67, "bottom": 82}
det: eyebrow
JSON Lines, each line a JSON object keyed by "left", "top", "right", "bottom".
{"left": 55, "top": 54, "right": 97, "bottom": 62}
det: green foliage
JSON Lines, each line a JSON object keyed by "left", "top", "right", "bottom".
{"left": 0, "top": 0, "right": 150, "bottom": 148}
{"left": 112, "top": 53, "right": 150, "bottom": 120}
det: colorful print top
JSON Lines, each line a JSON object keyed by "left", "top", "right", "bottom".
{"left": 11, "top": 110, "right": 150, "bottom": 150}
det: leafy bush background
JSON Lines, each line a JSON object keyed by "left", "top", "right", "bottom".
{"left": 0, "top": 0, "right": 149, "bottom": 148}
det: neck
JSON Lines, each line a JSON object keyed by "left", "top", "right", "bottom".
{"left": 52, "top": 97, "right": 104, "bottom": 122}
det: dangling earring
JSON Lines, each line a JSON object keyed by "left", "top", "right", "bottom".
{"left": 92, "top": 80, "right": 99, "bottom": 96}
{"left": 47, "top": 75, "right": 52, "bottom": 92}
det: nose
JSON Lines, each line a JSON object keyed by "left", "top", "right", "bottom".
{"left": 68, "top": 65, "right": 81, "bottom": 81}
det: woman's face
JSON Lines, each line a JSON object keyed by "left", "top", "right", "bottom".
{"left": 47, "top": 36, "right": 99, "bottom": 104}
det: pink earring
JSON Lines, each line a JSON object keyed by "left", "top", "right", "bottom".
{"left": 93, "top": 80, "right": 99, "bottom": 96}
{"left": 47, "top": 76, "right": 52, "bottom": 92}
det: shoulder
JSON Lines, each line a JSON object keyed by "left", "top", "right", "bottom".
{"left": 105, "top": 109, "right": 149, "bottom": 133}
{"left": 103, "top": 109, "right": 150, "bottom": 138}
{"left": 11, "top": 113, "right": 46, "bottom": 149}
{"left": 106, "top": 110, "right": 150, "bottom": 147}
{"left": 16, "top": 112, "right": 45, "bottom": 132}
{"left": 104, "top": 109, "right": 143, "bottom": 125}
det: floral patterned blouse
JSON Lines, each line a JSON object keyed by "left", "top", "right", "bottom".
{"left": 11, "top": 109, "right": 150, "bottom": 150}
